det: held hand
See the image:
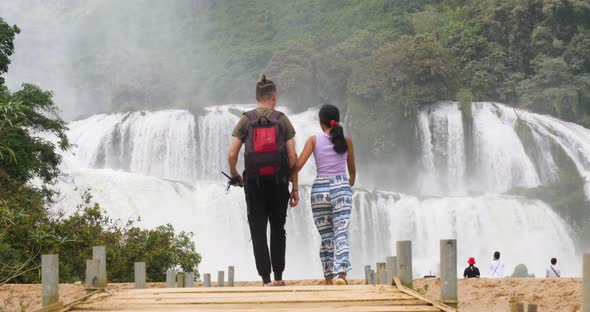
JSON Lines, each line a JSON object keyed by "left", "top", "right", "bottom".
{"left": 289, "top": 190, "right": 299, "bottom": 207}
{"left": 231, "top": 174, "right": 243, "bottom": 187}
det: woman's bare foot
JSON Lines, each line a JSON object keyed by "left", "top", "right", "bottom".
{"left": 325, "top": 278, "right": 333, "bottom": 285}
{"left": 272, "top": 280, "right": 286, "bottom": 286}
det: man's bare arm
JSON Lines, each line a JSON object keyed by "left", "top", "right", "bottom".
{"left": 285, "top": 138, "right": 297, "bottom": 170}
{"left": 228, "top": 137, "right": 243, "bottom": 179}
{"left": 285, "top": 138, "right": 299, "bottom": 207}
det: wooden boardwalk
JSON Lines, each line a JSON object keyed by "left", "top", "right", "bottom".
{"left": 67, "top": 283, "right": 455, "bottom": 312}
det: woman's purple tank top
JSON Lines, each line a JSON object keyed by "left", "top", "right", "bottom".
{"left": 314, "top": 132, "right": 348, "bottom": 176}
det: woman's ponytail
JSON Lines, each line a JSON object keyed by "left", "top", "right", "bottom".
{"left": 330, "top": 123, "right": 348, "bottom": 154}
{"left": 319, "top": 104, "right": 348, "bottom": 154}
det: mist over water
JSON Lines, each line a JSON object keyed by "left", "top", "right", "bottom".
{"left": 0, "top": 0, "right": 210, "bottom": 120}
{"left": 51, "top": 103, "right": 583, "bottom": 280}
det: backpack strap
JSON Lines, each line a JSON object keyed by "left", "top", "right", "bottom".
{"left": 269, "top": 110, "right": 284, "bottom": 122}
{"left": 244, "top": 110, "right": 258, "bottom": 122}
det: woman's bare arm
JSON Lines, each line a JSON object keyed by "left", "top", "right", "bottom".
{"left": 291, "top": 136, "right": 315, "bottom": 177}
{"left": 346, "top": 137, "right": 356, "bottom": 187}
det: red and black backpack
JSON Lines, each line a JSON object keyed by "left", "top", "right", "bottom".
{"left": 243, "top": 110, "right": 289, "bottom": 182}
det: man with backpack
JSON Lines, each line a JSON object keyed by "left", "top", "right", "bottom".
{"left": 227, "top": 75, "right": 299, "bottom": 286}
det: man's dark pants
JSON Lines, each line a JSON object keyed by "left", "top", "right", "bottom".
{"left": 244, "top": 179, "right": 289, "bottom": 284}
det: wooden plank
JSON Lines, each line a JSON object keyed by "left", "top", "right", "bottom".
{"left": 71, "top": 305, "right": 441, "bottom": 312}
{"left": 62, "top": 289, "right": 104, "bottom": 310}
{"left": 111, "top": 289, "right": 410, "bottom": 299}
{"left": 69, "top": 280, "right": 445, "bottom": 312}
{"left": 72, "top": 299, "right": 439, "bottom": 310}
{"left": 393, "top": 277, "right": 455, "bottom": 312}
{"left": 122, "top": 285, "right": 399, "bottom": 294}
{"left": 34, "top": 301, "right": 63, "bottom": 312}
{"left": 98, "top": 296, "right": 426, "bottom": 305}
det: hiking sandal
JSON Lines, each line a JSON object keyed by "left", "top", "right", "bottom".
{"left": 334, "top": 278, "right": 348, "bottom": 285}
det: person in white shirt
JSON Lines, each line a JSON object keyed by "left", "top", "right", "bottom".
{"left": 490, "top": 251, "right": 505, "bottom": 278}
{"left": 546, "top": 258, "right": 561, "bottom": 278}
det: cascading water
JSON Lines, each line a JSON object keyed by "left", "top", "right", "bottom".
{"left": 65, "top": 110, "right": 198, "bottom": 182}
{"left": 53, "top": 102, "right": 584, "bottom": 280}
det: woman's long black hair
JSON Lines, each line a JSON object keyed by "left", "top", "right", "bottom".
{"left": 319, "top": 104, "right": 348, "bottom": 154}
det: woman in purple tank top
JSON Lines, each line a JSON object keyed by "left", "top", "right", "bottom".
{"left": 291, "top": 104, "right": 357, "bottom": 285}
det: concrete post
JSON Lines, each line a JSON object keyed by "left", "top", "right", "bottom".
{"left": 364, "top": 265, "right": 371, "bottom": 285}
{"left": 217, "top": 271, "right": 225, "bottom": 287}
{"left": 228, "top": 266, "right": 235, "bottom": 287}
{"left": 510, "top": 302, "right": 524, "bottom": 312}
{"left": 177, "top": 272, "right": 185, "bottom": 288}
{"left": 185, "top": 272, "right": 195, "bottom": 288}
{"left": 42, "top": 254, "right": 59, "bottom": 307}
{"left": 376, "top": 262, "right": 387, "bottom": 285}
{"left": 92, "top": 246, "right": 107, "bottom": 288}
{"left": 386, "top": 256, "right": 397, "bottom": 285}
{"left": 369, "top": 270, "right": 376, "bottom": 286}
{"left": 134, "top": 262, "right": 146, "bottom": 289}
{"left": 396, "top": 240, "right": 413, "bottom": 288}
{"left": 584, "top": 253, "right": 590, "bottom": 312}
{"left": 440, "top": 239, "right": 458, "bottom": 308}
{"left": 85, "top": 260, "right": 100, "bottom": 290}
{"left": 166, "top": 269, "right": 176, "bottom": 288}
{"left": 528, "top": 304, "right": 538, "bottom": 312}
{"left": 203, "top": 273, "right": 211, "bottom": 287}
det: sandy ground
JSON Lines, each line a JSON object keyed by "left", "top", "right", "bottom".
{"left": 414, "top": 277, "right": 582, "bottom": 312}
{"left": 0, "top": 278, "right": 581, "bottom": 311}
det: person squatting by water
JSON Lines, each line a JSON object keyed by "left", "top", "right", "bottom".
{"left": 290, "top": 104, "right": 357, "bottom": 285}
{"left": 227, "top": 75, "right": 299, "bottom": 286}
{"left": 490, "top": 251, "right": 505, "bottom": 278}
{"left": 546, "top": 257, "right": 561, "bottom": 278}
{"left": 463, "top": 257, "right": 480, "bottom": 278}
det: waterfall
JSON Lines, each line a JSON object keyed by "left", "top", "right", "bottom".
{"left": 65, "top": 110, "right": 198, "bottom": 182}
{"left": 54, "top": 103, "right": 584, "bottom": 280}
{"left": 417, "top": 102, "right": 590, "bottom": 196}
{"left": 417, "top": 102, "right": 466, "bottom": 195}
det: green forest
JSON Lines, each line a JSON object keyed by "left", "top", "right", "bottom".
{"left": 200, "top": 0, "right": 590, "bottom": 154}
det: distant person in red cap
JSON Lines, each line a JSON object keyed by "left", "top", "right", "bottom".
{"left": 463, "top": 257, "right": 480, "bottom": 278}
